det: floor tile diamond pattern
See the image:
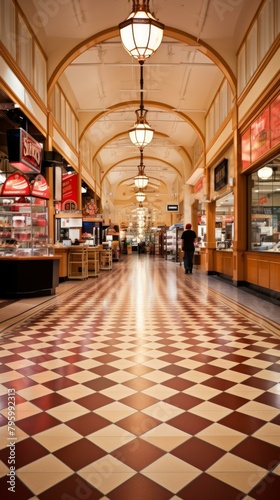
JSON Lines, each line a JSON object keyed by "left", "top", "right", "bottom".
{"left": 0, "top": 256, "right": 280, "bottom": 499}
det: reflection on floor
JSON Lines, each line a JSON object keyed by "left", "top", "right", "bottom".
{"left": 0, "top": 255, "right": 280, "bottom": 499}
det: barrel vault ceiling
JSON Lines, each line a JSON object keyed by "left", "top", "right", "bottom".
{"left": 15, "top": 0, "right": 262, "bottom": 221}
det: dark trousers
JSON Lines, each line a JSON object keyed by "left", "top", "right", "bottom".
{"left": 183, "top": 250, "right": 194, "bottom": 272}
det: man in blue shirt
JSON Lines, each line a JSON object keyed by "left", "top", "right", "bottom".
{"left": 181, "top": 223, "right": 197, "bottom": 274}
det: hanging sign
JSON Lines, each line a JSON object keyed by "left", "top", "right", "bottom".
{"left": 1, "top": 172, "right": 31, "bottom": 196}
{"left": 31, "top": 174, "right": 50, "bottom": 199}
{"left": 7, "top": 128, "right": 43, "bottom": 174}
{"left": 62, "top": 173, "right": 78, "bottom": 210}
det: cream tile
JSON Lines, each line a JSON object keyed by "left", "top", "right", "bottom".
{"left": 28, "top": 371, "right": 61, "bottom": 383}
{"left": 207, "top": 453, "right": 266, "bottom": 473}
{"left": 142, "top": 435, "right": 188, "bottom": 452}
{"left": 142, "top": 359, "right": 169, "bottom": 369}
{"left": 143, "top": 453, "right": 200, "bottom": 474}
{"left": 225, "top": 384, "right": 263, "bottom": 399}
{"left": 57, "top": 384, "right": 93, "bottom": 400}
{"left": 142, "top": 385, "right": 177, "bottom": 400}
{"left": 66, "top": 370, "right": 99, "bottom": 383}
{"left": 40, "top": 359, "right": 68, "bottom": 369}
{"left": 17, "top": 385, "right": 52, "bottom": 400}
{"left": 176, "top": 359, "right": 203, "bottom": 369}
{"left": 255, "top": 370, "right": 280, "bottom": 382}
{"left": 253, "top": 423, "right": 280, "bottom": 446}
{"left": 238, "top": 401, "right": 279, "bottom": 421}
{"left": 107, "top": 359, "right": 135, "bottom": 369}
{"left": 180, "top": 370, "right": 212, "bottom": 383}
{"left": 217, "top": 370, "right": 250, "bottom": 383}
{"left": 183, "top": 384, "right": 220, "bottom": 400}
{"left": 79, "top": 456, "right": 134, "bottom": 494}
{"left": 88, "top": 423, "right": 135, "bottom": 438}
{"left": 33, "top": 423, "right": 81, "bottom": 451}
{"left": 17, "top": 456, "right": 72, "bottom": 495}
{"left": 16, "top": 350, "right": 44, "bottom": 359}
{"left": 209, "top": 471, "right": 267, "bottom": 494}
{"left": 94, "top": 402, "right": 136, "bottom": 422}
{"left": 141, "top": 401, "right": 184, "bottom": 422}
{"left": 143, "top": 422, "right": 191, "bottom": 439}
{"left": 100, "top": 385, "right": 136, "bottom": 400}
{"left": 208, "top": 359, "right": 237, "bottom": 369}
{"left": 74, "top": 359, "right": 104, "bottom": 369}
{"left": 78, "top": 471, "right": 134, "bottom": 495}
{"left": 0, "top": 371, "right": 25, "bottom": 383}
{"left": 87, "top": 435, "right": 135, "bottom": 453}
{"left": 142, "top": 371, "right": 173, "bottom": 383}
{"left": 268, "top": 383, "right": 280, "bottom": 395}
{"left": 6, "top": 359, "right": 35, "bottom": 370}
{"left": 46, "top": 401, "right": 89, "bottom": 421}
{"left": 104, "top": 371, "right": 136, "bottom": 383}
{"left": 188, "top": 401, "right": 232, "bottom": 421}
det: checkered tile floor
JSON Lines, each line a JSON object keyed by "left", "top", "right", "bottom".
{"left": 0, "top": 255, "right": 280, "bottom": 499}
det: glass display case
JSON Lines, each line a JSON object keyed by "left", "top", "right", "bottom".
{"left": 0, "top": 197, "right": 53, "bottom": 256}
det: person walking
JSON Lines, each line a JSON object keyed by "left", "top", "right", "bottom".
{"left": 181, "top": 223, "right": 197, "bottom": 274}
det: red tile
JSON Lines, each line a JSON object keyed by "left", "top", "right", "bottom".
{"left": 108, "top": 473, "right": 172, "bottom": 500}
{"left": 254, "top": 392, "right": 280, "bottom": 409}
{"left": 201, "top": 377, "right": 235, "bottom": 391}
{"left": 160, "top": 365, "right": 187, "bottom": 376}
{"left": 232, "top": 436, "right": 280, "bottom": 469}
{"left": 248, "top": 473, "right": 280, "bottom": 499}
{"left": 75, "top": 393, "right": 114, "bottom": 410}
{"left": 167, "top": 412, "right": 212, "bottom": 434}
{"left": 178, "top": 472, "right": 242, "bottom": 499}
{"left": 39, "top": 473, "right": 102, "bottom": 500}
{"left": 43, "top": 377, "right": 77, "bottom": 391}
{"left": 3, "top": 378, "right": 36, "bottom": 391}
{"left": 84, "top": 377, "right": 117, "bottom": 391}
{"left": 0, "top": 475, "right": 33, "bottom": 499}
{"left": 120, "top": 393, "right": 157, "bottom": 410}
{"left": 123, "top": 377, "right": 156, "bottom": 391}
{"left": 89, "top": 365, "right": 118, "bottom": 376}
{"left": 209, "top": 392, "right": 248, "bottom": 410}
{"left": 54, "top": 438, "right": 106, "bottom": 470}
{"left": 171, "top": 437, "right": 224, "bottom": 470}
{"left": 162, "top": 377, "right": 194, "bottom": 391}
{"left": 67, "top": 412, "right": 110, "bottom": 435}
{"left": 167, "top": 393, "right": 203, "bottom": 411}
{"left": 242, "top": 376, "right": 276, "bottom": 390}
{"left": 0, "top": 437, "right": 48, "bottom": 469}
{"left": 219, "top": 411, "right": 265, "bottom": 434}
{"left": 16, "top": 413, "right": 60, "bottom": 435}
{"left": 116, "top": 412, "right": 161, "bottom": 436}
{"left": 125, "top": 365, "right": 154, "bottom": 376}
{"left": 111, "top": 438, "right": 164, "bottom": 470}
{"left": 32, "top": 392, "right": 69, "bottom": 410}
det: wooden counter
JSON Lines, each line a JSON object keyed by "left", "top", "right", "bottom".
{"left": 214, "top": 250, "right": 233, "bottom": 278}
{"left": 245, "top": 251, "right": 280, "bottom": 293}
{"left": 0, "top": 256, "right": 60, "bottom": 297}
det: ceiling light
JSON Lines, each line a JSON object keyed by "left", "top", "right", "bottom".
{"left": 129, "top": 61, "right": 154, "bottom": 148}
{"left": 257, "top": 166, "right": 273, "bottom": 180}
{"left": 134, "top": 149, "right": 149, "bottom": 188}
{"left": 135, "top": 189, "right": 146, "bottom": 202}
{"left": 129, "top": 109, "right": 154, "bottom": 147}
{"left": 119, "top": 0, "right": 164, "bottom": 63}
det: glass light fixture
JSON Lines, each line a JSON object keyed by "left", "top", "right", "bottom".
{"left": 134, "top": 148, "right": 149, "bottom": 188}
{"left": 119, "top": 0, "right": 164, "bottom": 63}
{"left": 135, "top": 189, "right": 146, "bottom": 202}
{"left": 129, "top": 62, "right": 154, "bottom": 148}
{"left": 129, "top": 109, "right": 154, "bottom": 148}
{"left": 257, "top": 166, "right": 273, "bottom": 180}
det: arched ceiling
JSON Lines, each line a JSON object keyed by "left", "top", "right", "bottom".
{"left": 17, "top": 0, "right": 262, "bottom": 220}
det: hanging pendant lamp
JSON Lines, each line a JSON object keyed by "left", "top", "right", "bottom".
{"left": 129, "top": 62, "right": 154, "bottom": 148}
{"left": 119, "top": 0, "right": 164, "bottom": 63}
{"left": 135, "top": 189, "right": 146, "bottom": 202}
{"left": 134, "top": 148, "right": 149, "bottom": 189}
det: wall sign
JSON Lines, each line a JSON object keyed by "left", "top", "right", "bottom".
{"left": 7, "top": 128, "right": 43, "bottom": 174}
{"left": 214, "top": 158, "right": 228, "bottom": 191}
{"left": 166, "top": 204, "right": 179, "bottom": 212}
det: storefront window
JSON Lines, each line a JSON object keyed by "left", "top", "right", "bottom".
{"left": 215, "top": 192, "right": 234, "bottom": 249}
{"left": 249, "top": 156, "right": 280, "bottom": 251}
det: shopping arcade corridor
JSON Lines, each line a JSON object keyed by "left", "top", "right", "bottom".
{"left": 0, "top": 254, "right": 280, "bottom": 499}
